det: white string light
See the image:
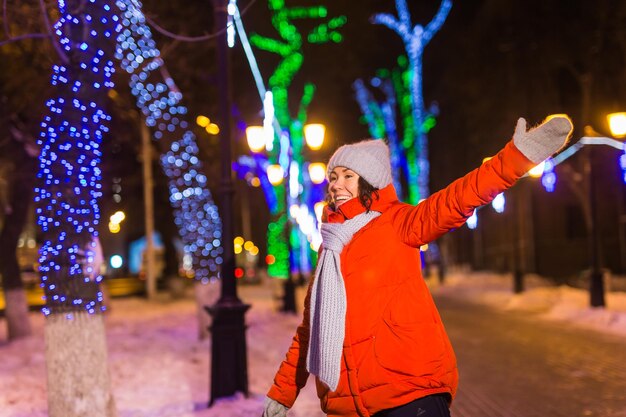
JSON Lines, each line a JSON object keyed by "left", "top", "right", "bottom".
{"left": 227, "top": 0, "right": 237, "bottom": 48}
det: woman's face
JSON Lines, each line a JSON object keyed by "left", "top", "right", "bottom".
{"left": 328, "top": 167, "right": 360, "bottom": 208}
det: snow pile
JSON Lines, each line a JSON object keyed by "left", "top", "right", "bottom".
{"left": 432, "top": 270, "right": 626, "bottom": 336}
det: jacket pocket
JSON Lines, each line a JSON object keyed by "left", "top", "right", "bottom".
{"left": 373, "top": 320, "right": 445, "bottom": 376}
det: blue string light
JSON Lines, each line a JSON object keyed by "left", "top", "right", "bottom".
{"left": 619, "top": 147, "right": 626, "bottom": 184}
{"left": 353, "top": 79, "right": 386, "bottom": 139}
{"left": 227, "top": 0, "right": 237, "bottom": 48}
{"left": 541, "top": 158, "right": 556, "bottom": 192}
{"left": 234, "top": 155, "right": 278, "bottom": 212}
{"left": 353, "top": 76, "right": 407, "bottom": 200}
{"left": 491, "top": 192, "right": 506, "bottom": 213}
{"left": 35, "top": 0, "right": 120, "bottom": 316}
{"left": 466, "top": 210, "right": 478, "bottom": 229}
{"left": 115, "top": 0, "right": 223, "bottom": 282}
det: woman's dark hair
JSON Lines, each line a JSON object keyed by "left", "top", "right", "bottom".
{"left": 326, "top": 176, "right": 380, "bottom": 212}
{"left": 358, "top": 177, "right": 380, "bottom": 212}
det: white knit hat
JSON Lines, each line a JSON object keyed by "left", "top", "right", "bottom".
{"left": 326, "top": 139, "right": 392, "bottom": 189}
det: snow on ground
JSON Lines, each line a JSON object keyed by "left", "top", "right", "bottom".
{"left": 432, "top": 268, "right": 626, "bottom": 337}
{"left": 0, "top": 270, "right": 625, "bottom": 417}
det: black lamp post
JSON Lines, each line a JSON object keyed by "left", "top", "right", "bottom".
{"left": 586, "top": 144, "right": 605, "bottom": 307}
{"left": 205, "top": 0, "right": 250, "bottom": 405}
{"left": 580, "top": 113, "right": 626, "bottom": 308}
{"left": 510, "top": 186, "right": 524, "bottom": 294}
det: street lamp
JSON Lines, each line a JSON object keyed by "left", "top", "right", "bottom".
{"left": 535, "top": 113, "right": 626, "bottom": 308}
{"left": 304, "top": 123, "right": 326, "bottom": 150}
{"left": 607, "top": 112, "right": 626, "bottom": 138}
{"left": 266, "top": 164, "right": 285, "bottom": 185}
{"left": 585, "top": 128, "right": 604, "bottom": 307}
{"left": 582, "top": 118, "right": 626, "bottom": 307}
{"left": 308, "top": 162, "right": 326, "bottom": 185}
{"left": 245, "top": 126, "right": 266, "bottom": 153}
{"left": 244, "top": 122, "right": 326, "bottom": 312}
{"left": 282, "top": 122, "right": 327, "bottom": 307}
{"left": 607, "top": 111, "right": 626, "bottom": 288}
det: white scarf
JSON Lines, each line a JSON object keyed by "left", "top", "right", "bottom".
{"left": 306, "top": 210, "right": 381, "bottom": 391}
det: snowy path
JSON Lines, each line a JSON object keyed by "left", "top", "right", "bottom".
{"left": 438, "top": 295, "right": 626, "bottom": 417}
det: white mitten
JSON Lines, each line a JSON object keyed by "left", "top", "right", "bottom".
{"left": 513, "top": 115, "right": 573, "bottom": 163}
{"left": 262, "top": 397, "right": 289, "bottom": 417}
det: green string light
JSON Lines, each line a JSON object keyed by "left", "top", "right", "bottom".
{"left": 249, "top": 1, "right": 345, "bottom": 278}
{"left": 356, "top": 55, "right": 435, "bottom": 205}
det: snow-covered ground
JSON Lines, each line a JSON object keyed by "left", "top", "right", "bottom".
{"left": 1, "top": 270, "right": 625, "bottom": 417}
{"left": 434, "top": 268, "right": 626, "bottom": 337}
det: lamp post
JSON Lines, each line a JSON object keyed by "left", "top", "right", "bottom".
{"left": 586, "top": 141, "right": 604, "bottom": 307}
{"left": 609, "top": 113, "right": 626, "bottom": 273}
{"left": 290, "top": 123, "right": 326, "bottom": 291}
{"left": 246, "top": 125, "right": 296, "bottom": 312}
{"left": 510, "top": 185, "right": 525, "bottom": 294}
{"left": 583, "top": 136, "right": 605, "bottom": 307}
{"left": 304, "top": 123, "right": 326, "bottom": 151}
{"left": 536, "top": 112, "right": 626, "bottom": 308}
{"left": 205, "top": 0, "right": 250, "bottom": 405}
{"left": 586, "top": 113, "right": 626, "bottom": 307}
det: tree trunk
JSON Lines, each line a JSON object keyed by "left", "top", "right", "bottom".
{"left": 36, "top": 0, "right": 119, "bottom": 414}
{"left": 0, "top": 149, "right": 36, "bottom": 340}
{"left": 45, "top": 312, "right": 117, "bottom": 417}
{"left": 3, "top": 288, "right": 31, "bottom": 339}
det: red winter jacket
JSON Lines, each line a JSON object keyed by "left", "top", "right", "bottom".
{"left": 267, "top": 141, "right": 535, "bottom": 417}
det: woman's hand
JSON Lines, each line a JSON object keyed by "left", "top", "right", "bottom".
{"left": 513, "top": 115, "right": 573, "bottom": 163}
{"left": 262, "top": 397, "right": 289, "bottom": 417}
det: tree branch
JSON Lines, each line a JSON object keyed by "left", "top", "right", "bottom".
{"left": 395, "top": 0, "right": 411, "bottom": 27}
{"left": 296, "top": 82, "right": 315, "bottom": 122}
{"left": 3, "top": 0, "right": 9, "bottom": 38}
{"left": 371, "top": 13, "right": 411, "bottom": 45}
{"left": 0, "top": 33, "right": 51, "bottom": 47}
{"left": 249, "top": 34, "right": 291, "bottom": 56}
{"left": 158, "top": 62, "right": 181, "bottom": 95}
{"left": 142, "top": 0, "right": 260, "bottom": 43}
{"left": 39, "top": 0, "right": 69, "bottom": 64}
{"left": 144, "top": 13, "right": 218, "bottom": 42}
{"left": 159, "top": 39, "right": 181, "bottom": 60}
{"left": 371, "top": 13, "right": 399, "bottom": 32}
{"left": 422, "top": 0, "right": 452, "bottom": 46}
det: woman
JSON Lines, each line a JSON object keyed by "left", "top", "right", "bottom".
{"left": 262, "top": 116, "right": 573, "bottom": 417}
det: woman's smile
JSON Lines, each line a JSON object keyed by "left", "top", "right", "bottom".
{"left": 328, "top": 167, "right": 360, "bottom": 208}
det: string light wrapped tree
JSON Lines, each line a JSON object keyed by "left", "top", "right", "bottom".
{"left": 351, "top": 1, "right": 451, "bottom": 280}
{"left": 249, "top": 1, "right": 345, "bottom": 285}
{"left": 115, "top": 0, "right": 223, "bottom": 285}
{"left": 114, "top": 0, "right": 224, "bottom": 336}
{"left": 34, "top": 0, "right": 119, "bottom": 415}
{"left": 353, "top": 56, "right": 438, "bottom": 204}
{"left": 371, "top": 0, "right": 452, "bottom": 201}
